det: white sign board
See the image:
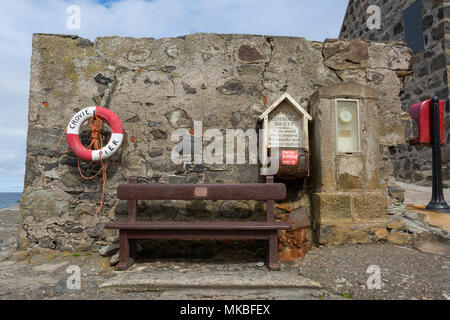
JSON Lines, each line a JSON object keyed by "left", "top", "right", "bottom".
{"left": 268, "top": 103, "right": 302, "bottom": 148}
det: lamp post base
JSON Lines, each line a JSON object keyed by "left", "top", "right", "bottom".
{"left": 426, "top": 202, "right": 450, "bottom": 213}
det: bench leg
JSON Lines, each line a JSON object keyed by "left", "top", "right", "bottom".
{"left": 115, "top": 230, "right": 135, "bottom": 271}
{"left": 267, "top": 231, "right": 281, "bottom": 271}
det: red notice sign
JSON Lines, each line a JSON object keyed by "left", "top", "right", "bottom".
{"left": 281, "top": 150, "right": 298, "bottom": 166}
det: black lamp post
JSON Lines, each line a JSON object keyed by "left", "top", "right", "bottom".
{"left": 426, "top": 96, "right": 450, "bottom": 213}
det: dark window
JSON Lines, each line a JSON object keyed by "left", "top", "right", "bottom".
{"left": 403, "top": 0, "right": 425, "bottom": 54}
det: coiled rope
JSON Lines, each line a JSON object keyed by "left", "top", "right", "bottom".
{"left": 57, "top": 97, "right": 108, "bottom": 214}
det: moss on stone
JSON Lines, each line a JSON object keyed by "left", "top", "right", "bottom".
{"left": 36, "top": 35, "right": 96, "bottom": 100}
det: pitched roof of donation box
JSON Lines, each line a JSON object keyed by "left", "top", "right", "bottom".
{"left": 259, "top": 93, "right": 312, "bottom": 121}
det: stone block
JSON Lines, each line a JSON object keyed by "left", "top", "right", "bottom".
{"left": 323, "top": 39, "right": 369, "bottom": 70}
{"left": 317, "top": 223, "right": 370, "bottom": 245}
{"left": 368, "top": 43, "right": 412, "bottom": 71}
{"left": 337, "top": 155, "right": 364, "bottom": 190}
{"left": 352, "top": 192, "right": 387, "bottom": 220}
{"left": 313, "top": 193, "right": 352, "bottom": 221}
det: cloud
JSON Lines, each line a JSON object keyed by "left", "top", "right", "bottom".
{"left": 0, "top": 0, "right": 347, "bottom": 192}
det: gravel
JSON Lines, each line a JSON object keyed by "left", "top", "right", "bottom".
{"left": 298, "top": 243, "right": 450, "bottom": 300}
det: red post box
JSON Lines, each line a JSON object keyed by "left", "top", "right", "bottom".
{"left": 409, "top": 99, "right": 445, "bottom": 146}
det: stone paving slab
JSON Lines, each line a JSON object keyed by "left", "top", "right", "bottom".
{"left": 99, "top": 262, "right": 321, "bottom": 292}
{"left": 406, "top": 207, "right": 450, "bottom": 232}
{"left": 415, "top": 240, "right": 450, "bottom": 257}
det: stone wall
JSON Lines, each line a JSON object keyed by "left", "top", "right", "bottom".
{"left": 340, "top": 0, "right": 450, "bottom": 186}
{"left": 20, "top": 33, "right": 411, "bottom": 259}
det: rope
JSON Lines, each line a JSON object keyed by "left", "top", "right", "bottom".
{"left": 57, "top": 97, "right": 109, "bottom": 214}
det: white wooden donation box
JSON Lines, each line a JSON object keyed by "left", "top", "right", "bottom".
{"left": 259, "top": 93, "right": 312, "bottom": 179}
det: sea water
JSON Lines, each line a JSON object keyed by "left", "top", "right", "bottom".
{"left": 0, "top": 193, "right": 22, "bottom": 209}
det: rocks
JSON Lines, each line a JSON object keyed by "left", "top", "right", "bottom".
{"left": 237, "top": 45, "right": 266, "bottom": 63}
{"left": 151, "top": 159, "right": 184, "bottom": 173}
{"left": 94, "top": 73, "right": 113, "bottom": 86}
{"left": 431, "top": 53, "right": 446, "bottom": 72}
{"left": 219, "top": 201, "right": 252, "bottom": 219}
{"left": 182, "top": 82, "right": 197, "bottom": 94}
{"left": 388, "top": 185, "right": 406, "bottom": 203}
{"left": 110, "top": 252, "right": 119, "bottom": 266}
{"left": 367, "top": 43, "right": 412, "bottom": 70}
{"left": 387, "top": 219, "right": 408, "bottom": 232}
{"left": 323, "top": 39, "right": 369, "bottom": 70}
{"left": 150, "top": 129, "right": 168, "bottom": 140}
{"left": 287, "top": 208, "right": 311, "bottom": 229}
{"left": 374, "top": 228, "right": 388, "bottom": 241}
{"left": 165, "top": 45, "right": 178, "bottom": 58}
{"left": 0, "top": 250, "right": 13, "bottom": 262}
{"left": 216, "top": 79, "right": 244, "bottom": 95}
{"left": 149, "top": 148, "right": 163, "bottom": 157}
{"left": 85, "top": 224, "right": 105, "bottom": 239}
{"left": 147, "top": 121, "right": 162, "bottom": 128}
{"left": 127, "top": 49, "right": 151, "bottom": 63}
{"left": 165, "top": 109, "right": 193, "bottom": 128}
{"left": 237, "top": 65, "right": 263, "bottom": 76}
{"left": 385, "top": 203, "right": 450, "bottom": 240}
{"left": 387, "top": 232, "right": 410, "bottom": 245}
{"left": 99, "top": 243, "right": 119, "bottom": 257}
{"left": 401, "top": 218, "right": 429, "bottom": 234}
{"left": 26, "top": 127, "right": 61, "bottom": 158}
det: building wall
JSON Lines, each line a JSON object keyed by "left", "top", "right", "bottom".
{"left": 20, "top": 33, "right": 411, "bottom": 256}
{"left": 340, "top": 0, "right": 450, "bottom": 185}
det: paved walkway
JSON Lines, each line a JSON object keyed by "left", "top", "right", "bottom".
{"left": 398, "top": 181, "right": 450, "bottom": 207}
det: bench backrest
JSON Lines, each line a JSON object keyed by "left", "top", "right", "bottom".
{"left": 117, "top": 183, "right": 286, "bottom": 201}
{"left": 118, "top": 176, "right": 284, "bottom": 223}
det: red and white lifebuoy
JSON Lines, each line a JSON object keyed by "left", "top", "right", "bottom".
{"left": 66, "top": 106, "right": 123, "bottom": 161}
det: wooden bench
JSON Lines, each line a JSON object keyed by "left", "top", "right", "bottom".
{"left": 105, "top": 176, "right": 290, "bottom": 271}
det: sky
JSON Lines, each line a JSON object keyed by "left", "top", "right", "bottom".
{"left": 0, "top": 0, "right": 348, "bottom": 192}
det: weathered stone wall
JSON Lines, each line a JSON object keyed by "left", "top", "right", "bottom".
{"left": 20, "top": 33, "right": 411, "bottom": 259}
{"left": 340, "top": 0, "right": 450, "bottom": 186}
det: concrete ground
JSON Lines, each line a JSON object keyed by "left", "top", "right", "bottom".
{"left": 0, "top": 182, "right": 449, "bottom": 300}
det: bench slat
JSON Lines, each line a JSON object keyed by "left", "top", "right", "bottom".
{"left": 117, "top": 183, "right": 286, "bottom": 200}
{"left": 105, "top": 221, "right": 291, "bottom": 230}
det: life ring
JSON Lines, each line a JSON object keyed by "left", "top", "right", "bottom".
{"left": 66, "top": 106, "right": 123, "bottom": 161}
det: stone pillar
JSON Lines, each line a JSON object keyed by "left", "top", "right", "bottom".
{"left": 309, "top": 82, "right": 388, "bottom": 245}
